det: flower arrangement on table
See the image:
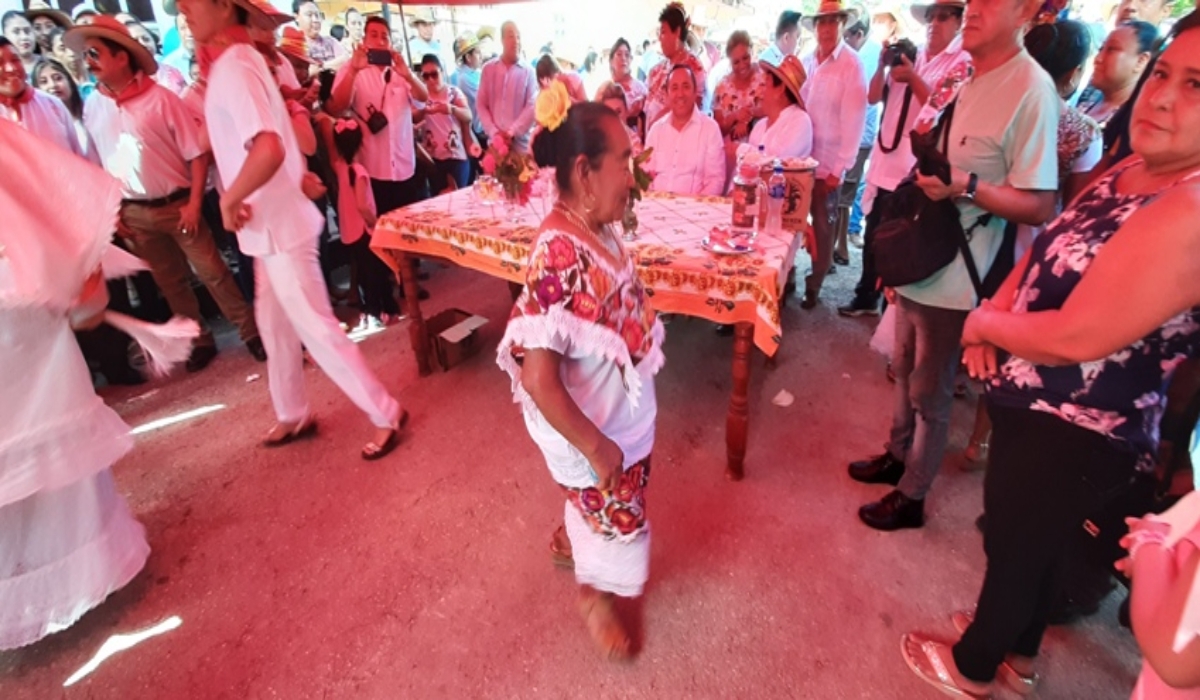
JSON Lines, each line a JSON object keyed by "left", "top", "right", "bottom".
{"left": 480, "top": 133, "right": 537, "bottom": 205}
{"left": 622, "top": 148, "right": 655, "bottom": 239}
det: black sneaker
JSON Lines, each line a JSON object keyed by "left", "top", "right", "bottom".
{"left": 185, "top": 344, "right": 218, "bottom": 373}
{"left": 859, "top": 489, "right": 926, "bottom": 531}
{"left": 838, "top": 297, "right": 881, "bottom": 317}
{"left": 849, "top": 453, "right": 906, "bottom": 485}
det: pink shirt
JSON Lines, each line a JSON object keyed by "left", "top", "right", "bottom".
{"left": 84, "top": 81, "right": 203, "bottom": 200}
{"left": 333, "top": 160, "right": 374, "bottom": 245}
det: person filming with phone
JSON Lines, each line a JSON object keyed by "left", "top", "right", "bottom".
{"left": 326, "top": 15, "right": 430, "bottom": 219}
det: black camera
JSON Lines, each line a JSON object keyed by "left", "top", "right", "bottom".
{"left": 885, "top": 39, "right": 918, "bottom": 67}
{"left": 365, "top": 105, "right": 389, "bottom": 134}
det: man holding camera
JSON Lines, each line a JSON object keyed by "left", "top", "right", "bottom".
{"left": 847, "top": 0, "right": 1059, "bottom": 530}
{"left": 327, "top": 16, "right": 429, "bottom": 218}
{"left": 839, "top": 0, "right": 971, "bottom": 317}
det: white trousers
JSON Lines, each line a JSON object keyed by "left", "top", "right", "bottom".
{"left": 255, "top": 241, "right": 401, "bottom": 429}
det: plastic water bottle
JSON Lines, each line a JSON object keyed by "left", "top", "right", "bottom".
{"left": 764, "top": 163, "right": 786, "bottom": 238}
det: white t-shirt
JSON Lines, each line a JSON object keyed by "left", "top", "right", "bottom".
{"left": 84, "top": 81, "right": 202, "bottom": 200}
{"left": 747, "top": 104, "right": 813, "bottom": 160}
{"left": 332, "top": 63, "right": 416, "bottom": 183}
{"left": 204, "top": 44, "right": 323, "bottom": 258}
{"left": 1, "top": 90, "right": 83, "bottom": 157}
{"left": 899, "top": 49, "right": 1059, "bottom": 311}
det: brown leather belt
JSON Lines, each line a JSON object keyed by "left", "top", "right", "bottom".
{"left": 121, "top": 188, "right": 190, "bottom": 208}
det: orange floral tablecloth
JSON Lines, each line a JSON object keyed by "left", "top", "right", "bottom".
{"left": 372, "top": 189, "right": 803, "bottom": 356}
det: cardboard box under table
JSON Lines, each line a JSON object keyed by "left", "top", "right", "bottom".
{"left": 426, "top": 308, "right": 488, "bottom": 371}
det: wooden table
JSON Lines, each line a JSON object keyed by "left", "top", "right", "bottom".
{"left": 372, "top": 189, "right": 802, "bottom": 480}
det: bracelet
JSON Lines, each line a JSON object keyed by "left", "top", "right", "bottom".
{"left": 1129, "top": 529, "right": 1168, "bottom": 560}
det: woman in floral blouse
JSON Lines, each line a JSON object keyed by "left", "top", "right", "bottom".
{"left": 498, "top": 101, "right": 664, "bottom": 660}
{"left": 644, "top": 2, "right": 707, "bottom": 131}
{"left": 901, "top": 17, "right": 1200, "bottom": 699}
{"left": 712, "top": 30, "right": 762, "bottom": 148}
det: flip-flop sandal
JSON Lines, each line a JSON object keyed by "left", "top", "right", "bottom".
{"left": 362, "top": 410, "right": 409, "bottom": 461}
{"left": 950, "top": 611, "right": 1039, "bottom": 695}
{"left": 550, "top": 525, "right": 574, "bottom": 569}
{"left": 834, "top": 252, "right": 851, "bottom": 266}
{"left": 901, "top": 633, "right": 993, "bottom": 699}
{"left": 262, "top": 418, "right": 318, "bottom": 448}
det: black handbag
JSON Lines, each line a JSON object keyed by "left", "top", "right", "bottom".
{"left": 871, "top": 100, "right": 1010, "bottom": 297}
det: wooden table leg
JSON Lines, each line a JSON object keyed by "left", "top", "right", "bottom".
{"left": 396, "top": 252, "right": 432, "bottom": 377}
{"left": 726, "top": 322, "right": 753, "bottom": 481}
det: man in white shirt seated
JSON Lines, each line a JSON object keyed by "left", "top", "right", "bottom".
{"left": 758, "top": 10, "right": 802, "bottom": 68}
{"left": 69, "top": 16, "right": 263, "bottom": 371}
{"left": 799, "top": 0, "right": 868, "bottom": 310}
{"left": 644, "top": 65, "right": 724, "bottom": 197}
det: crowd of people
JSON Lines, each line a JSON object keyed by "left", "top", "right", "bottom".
{"left": 3, "top": 0, "right": 1200, "bottom": 696}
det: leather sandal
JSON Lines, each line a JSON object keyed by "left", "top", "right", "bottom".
{"left": 262, "top": 417, "right": 318, "bottom": 448}
{"left": 362, "top": 410, "right": 409, "bottom": 461}
{"left": 901, "top": 633, "right": 993, "bottom": 699}
{"left": 550, "top": 525, "right": 574, "bottom": 569}
{"left": 951, "top": 611, "right": 1039, "bottom": 695}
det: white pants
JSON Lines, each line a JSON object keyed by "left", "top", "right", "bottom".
{"left": 255, "top": 241, "right": 401, "bottom": 429}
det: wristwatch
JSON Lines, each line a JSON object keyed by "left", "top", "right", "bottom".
{"left": 963, "top": 172, "right": 979, "bottom": 201}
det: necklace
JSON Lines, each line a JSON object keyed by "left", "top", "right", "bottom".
{"left": 554, "top": 202, "right": 620, "bottom": 258}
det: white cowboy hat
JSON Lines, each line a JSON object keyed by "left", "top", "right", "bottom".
{"left": 801, "top": 0, "right": 858, "bottom": 30}
{"left": 910, "top": 0, "right": 966, "bottom": 25}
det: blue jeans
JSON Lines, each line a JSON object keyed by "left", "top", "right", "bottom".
{"left": 886, "top": 295, "right": 968, "bottom": 500}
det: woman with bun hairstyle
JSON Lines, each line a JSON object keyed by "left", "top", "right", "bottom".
{"left": 496, "top": 91, "right": 665, "bottom": 661}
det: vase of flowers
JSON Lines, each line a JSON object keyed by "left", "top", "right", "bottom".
{"left": 480, "top": 135, "right": 537, "bottom": 223}
{"left": 623, "top": 148, "right": 655, "bottom": 242}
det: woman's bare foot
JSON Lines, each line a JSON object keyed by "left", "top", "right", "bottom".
{"left": 550, "top": 525, "right": 573, "bottom": 568}
{"left": 578, "top": 587, "right": 631, "bottom": 661}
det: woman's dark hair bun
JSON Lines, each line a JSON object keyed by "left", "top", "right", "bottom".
{"left": 532, "top": 102, "right": 620, "bottom": 195}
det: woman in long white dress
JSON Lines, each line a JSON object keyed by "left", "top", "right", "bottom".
{"left": 0, "top": 120, "right": 149, "bottom": 650}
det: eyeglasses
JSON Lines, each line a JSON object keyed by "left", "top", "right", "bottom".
{"left": 83, "top": 47, "right": 101, "bottom": 61}
{"left": 421, "top": 71, "right": 439, "bottom": 80}
{"left": 927, "top": 9, "right": 963, "bottom": 22}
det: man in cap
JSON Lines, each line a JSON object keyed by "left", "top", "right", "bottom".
{"left": 476, "top": 20, "right": 537, "bottom": 153}
{"left": 848, "top": 0, "right": 1058, "bottom": 535}
{"left": 759, "top": 9, "right": 802, "bottom": 67}
{"left": 839, "top": 0, "right": 970, "bottom": 317}
{"left": 177, "top": 0, "right": 408, "bottom": 460}
{"left": 293, "top": 0, "right": 347, "bottom": 73}
{"left": 451, "top": 31, "right": 484, "bottom": 151}
{"left": 72, "top": 4, "right": 99, "bottom": 25}
{"left": 406, "top": 10, "right": 453, "bottom": 80}
{"left": 798, "top": 0, "right": 869, "bottom": 310}
{"left": 70, "top": 16, "right": 263, "bottom": 372}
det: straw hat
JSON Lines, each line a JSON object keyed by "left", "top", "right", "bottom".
{"left": 65, "top": 15, "right": 157, "bottom": 75}
{"left": 453, "top": 31, "right": 480, "bottom": 60}
{"left": 759, "top": 54, "right": 806, "bottom": 105}
{"left": 801, "top": 0, "right": 857, "bottom": 30}
{"left": 162, "top": 0, "right": 290, "bottom": 29}
{"left": 25, "top": 1, "right": 72, "bottom": 30}
{"left": 407, "top": 8, "right": 436, "bottom": 27}
{"left": 277, "top": 26, "right": 315, "bottom": 64}
{"left": 475, "top": 25, "right": 496, "bottom": 42}
{"left": 910, "top": 0, "right": 966, "bottom": 25}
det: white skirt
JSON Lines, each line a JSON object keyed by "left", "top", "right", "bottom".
{"left": 0, "top": 469, "right": 149, "bottom": 651}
